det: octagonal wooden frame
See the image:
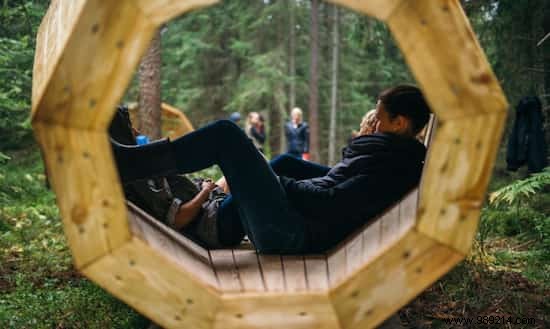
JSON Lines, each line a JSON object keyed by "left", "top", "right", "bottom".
{"left": 31, "top": 1, "right": 508, "bottom": 328}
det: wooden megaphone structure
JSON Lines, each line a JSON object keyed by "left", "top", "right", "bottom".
{"left": 127, "top": 102, "right": 194, "bottom": 139}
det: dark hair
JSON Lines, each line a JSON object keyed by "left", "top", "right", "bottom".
{"left": 378, "top": 85, "right": 431, "bottom": 136}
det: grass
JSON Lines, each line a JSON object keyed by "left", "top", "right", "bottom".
{"left": 401, "top": 147, "right": 550, "bottom": 328}
{"left": 1, "top": 146, "right": 548, "bottom": 328}
{"left": 0, "top": 147, "right": 146, "bottom": 329}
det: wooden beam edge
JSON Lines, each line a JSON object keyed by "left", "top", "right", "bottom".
{"left": 81, "top": 237, "right": 223, "bottom": 329}
{"left": 215, "top": 291, "right": 342, "bottom": 329}
{"left": 134, "top": 0, "right": 221, "bottom": 27}
{"left": 328, "top": 230, "right": 464, "bottom": 329}
{"left": 31, "top": 0, "right": 86, "bottom": 123}
{"left": 417, "top": 112, "right": 507, "bottom": 255}
{"left": 33, "top": 121, "right": 132, "bottom": 269}
{"left": 80, "top": 237, "right": 222, "bottom": 297}
{"left": 386, "top": 0, "right": 509, "bottom": 120}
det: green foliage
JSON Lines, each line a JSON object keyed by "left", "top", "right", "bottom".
{"left": 0, "top": 36, "right": 34, "bottom": 149}
{"left": 478, "top": 168, "right": 550, "bottom": 284}
{"left": 0, "top": 148, "right": 144, "bottom": 328}
{"left": 1, "top": 280, "right": 147, "bottom": 329}
{"left": 0, "top": 1, "right": 48, "bottom": 150}
{"left": 489, "top": 168, "right": 550, "bottom": 206}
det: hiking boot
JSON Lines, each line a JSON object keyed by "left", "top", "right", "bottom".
{"left": 110, "top": 137, "right": 178, "bottom": 183}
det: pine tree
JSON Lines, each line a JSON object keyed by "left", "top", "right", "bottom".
{"left": 138, "top": 30, "right": 162, "bottom": 140}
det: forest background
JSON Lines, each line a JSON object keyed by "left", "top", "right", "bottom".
{"left": 1, "top": 0, "right": 549, "bottom": 328}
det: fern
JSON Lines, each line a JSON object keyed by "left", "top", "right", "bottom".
{"left": 489, "top": 167, "right": 550, "bottom": 206}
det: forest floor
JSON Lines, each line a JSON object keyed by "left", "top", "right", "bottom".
{"left": 0, "top": 147, "right": 548, "bottom": 329}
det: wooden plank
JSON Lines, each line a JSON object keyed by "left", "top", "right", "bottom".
{"left": 345, "top": 233, "right": 364, "bottom": 277}
{"left": 325, "top": 0, "right": 402, "bottom": 21}
{"left": 417, "top": 114, "right": 505, "bottom": 253}
{"left": 34, "top": 124, "right": 130, "bottom": 268}
{"left": 210, "top": 250, "right": 241, "bottom": 292}
{"left": 387, "top": 0, "right": 508, "bottom": 120}
{"left": 215, "top": 293, "right": 340, "bottom": 329}
{"left": 32, "top": 0, "right": 86, "bottom": 113}
{"left": 398, "top": 189, "right": 418, "bottom": 236}
{"left": 127, "top": 205, "right": 218, "bottom": 289}
{"left": 136, "top": 0, "right": 219, "bottom": 25}
{"left": 32, "top": 1, "right": 156, "bottom": 130}
{"left": 232, "top": 249, "right": 265, "bottom": 292}
{"left": 327, "top": 247, "right": 347, "bottom": 287}
{"left": 83, "top": 238, "right": 220, "bottom": 329}
{"left": 258, "top": 255, "right": 285, "bottom": 292}
{"left": 128, "top": 202, "right": 212, "bottom": 264}
{"left": 379, "top": 205, "right": 400, "bottom": 247}
{"left": 330, "top": 231, "right": 463, "bottom": 329}
{"left": 304, "top": 255, "right": 329, "bottom": 291}
{"left": 282, "top": 256, "right": 307, "bottom": 292}
{"left": 362, "top": 220, "right": 382, "bottom": 264}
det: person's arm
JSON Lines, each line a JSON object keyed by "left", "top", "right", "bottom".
{"left": 302, "top": 124, "right": 310, "bottom": 158}
{"left": 171, "top": 181, "right": 217, "bottom": 230}
{"left": 279, "top": 174, "right": 373, "bottom": 221}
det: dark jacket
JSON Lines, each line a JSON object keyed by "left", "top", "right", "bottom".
{"left": 506, "top": 96, "right": 548, "bottom": 173}
{"left": 285, "top": 121, "right": 309, "bottom": 154}
{"left": 248, "top": 126, "right": 266, "bottom": 152}
{"left": 280, "top": 133, "right": 426, "bottom": 252}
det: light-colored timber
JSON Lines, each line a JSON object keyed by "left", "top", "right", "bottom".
{"left": 32, "top": 0, "right": 507, "bottom": 328}
{"left": 127, "top": 102, "right": 195, "bottom": 139}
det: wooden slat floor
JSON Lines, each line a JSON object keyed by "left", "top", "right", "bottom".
{"left": 127, "top": 187, "right": 419, "bottom": 293}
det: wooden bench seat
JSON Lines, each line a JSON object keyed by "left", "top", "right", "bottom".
{"left": 126, "top": 187, "right": 419, "bottom": 294}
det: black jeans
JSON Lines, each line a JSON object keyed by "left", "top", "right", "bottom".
{"left": 217, "top": 154, "right": 332, "bottom": 247}
{"left": 171, "top": 120, "right": 310, "bottom": 253}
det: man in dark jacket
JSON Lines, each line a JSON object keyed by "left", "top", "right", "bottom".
{"left": 112, "top": 85, "right": 430, "bottom": 254}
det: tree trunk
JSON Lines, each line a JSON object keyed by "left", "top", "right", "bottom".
{"left": 274, "top": 86, "right": 287, "bottom": 156}
{"left": 308, "top": 0, "right": 320, "bottom": 162}
{"left": 288, "top": 0, "right": 296, "bottom": 111}
{"left": 270, "top": 0, "right": 287, "bottom": 156}
{"left": 328, "top": 5, "right": 339, "bottom": 166}
{"left": 138, "top": 30, "right": 162, "bottom": 140}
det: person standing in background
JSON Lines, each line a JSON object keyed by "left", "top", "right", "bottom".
{"left": 246, "top": 112, "right": 266, "bottom": 153}
{"left": 285, "top": 107, "right": 310, "bottom": 159}
{"left": 229, "top": 112, "right": 241, "bottom": 126}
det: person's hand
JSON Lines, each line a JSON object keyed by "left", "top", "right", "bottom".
{"left": 131, "top": 127, "right": 141, "bottom": 138}
{"left": 302, "top": 153, "right": 310, "bottom": 161}
{"left": 201, "top": 179, "right": 217, "bottom": 192}
{"left": 216, "top": 177, "right": 230, "bottom": 194}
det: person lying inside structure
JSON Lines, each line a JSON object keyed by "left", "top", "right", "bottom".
{"left": 109, "top": 106, "right": 237, "bottom": 249}
{"left": 110, "top": 85, "right": 431, "bottom": 254}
